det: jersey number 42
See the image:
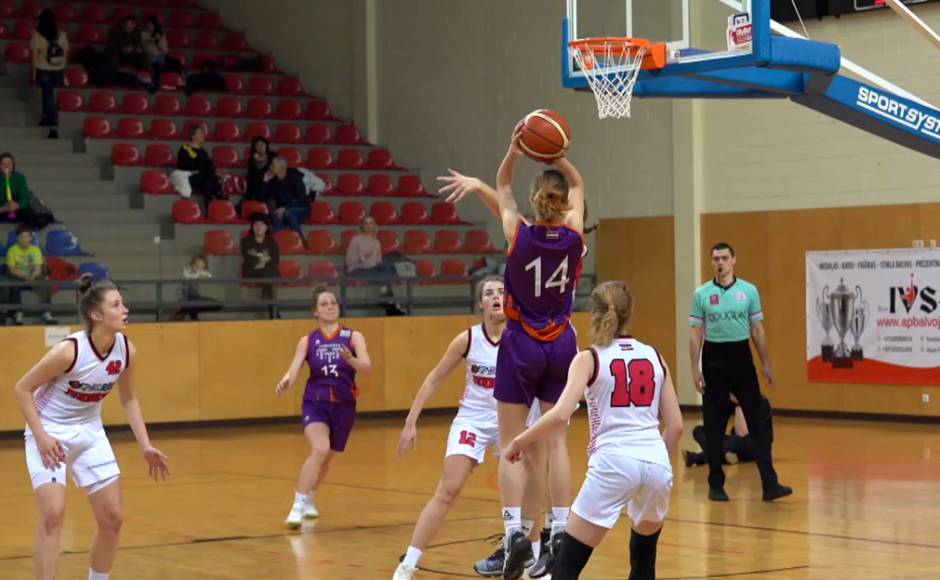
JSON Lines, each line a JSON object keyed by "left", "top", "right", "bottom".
{"left": 610, "top": 359, "right": 655, "bottom": 408}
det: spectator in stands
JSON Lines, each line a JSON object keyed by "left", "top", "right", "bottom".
{"left": 140, "top": 16, "right": 169, "bottom": 81}
{"left": 346, "top": 216, "right": 405, "bottom": 315}
{"left": 107, "top": 15, "right": 145, "bottom": 70}
{"left": 4, "top": 224, "right": 57, "bottom": 326}
{"left": 177, "top": 125, "right": 223, "bottom": 210}
{"left": 0, "top": 153, "right": 36, "bottom": 226}
{"left": 30, "top": 10, "right": 68, "bottom": 140}
{"left": 245, "top": 136, "right": 277, "bottom": 205}
{"left": 174, "top": 253, "right": 221, "bottom": 321}
{"left": 241, "top": 214, "right": 280, "bottom": 319}
{"left": 262, "top": 156, "right": 309, "bottom": 244}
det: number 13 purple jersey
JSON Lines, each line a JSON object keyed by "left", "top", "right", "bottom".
{"left": 305, "top": 326, "right": 359, "bottom": 403}
{"left": 504, "top": 222, "right": 583, "bottom": 342}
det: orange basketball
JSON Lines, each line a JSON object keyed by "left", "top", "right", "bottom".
{"left": 518, "top": 109, "right": 571, "bottom": 162}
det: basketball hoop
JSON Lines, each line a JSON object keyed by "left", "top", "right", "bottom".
{"left": 568, "top": 37, "right": 666, "bottom": 120}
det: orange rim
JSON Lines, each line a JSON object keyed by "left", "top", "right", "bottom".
{"left": 568, "top": 37, "right": 668, "bottom": 70}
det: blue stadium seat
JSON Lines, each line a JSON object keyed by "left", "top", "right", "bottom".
{"left": 78, "top": 262, "right": 110, "bottom": 281}
{"left": 45, "top": 230, "right": 90, "bottom": 257}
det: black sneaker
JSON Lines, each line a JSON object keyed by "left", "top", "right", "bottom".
{"left": 527, "top": 527, "right": 553, "bottom": 578}
{"left": 762, "top": 484, "right": 793, "bottom": 502}
{"left": 502, "top": 530, "right": 532, "bottom": 580}
{"left": 708, "top": 488, "right": 730, "bottom": 502}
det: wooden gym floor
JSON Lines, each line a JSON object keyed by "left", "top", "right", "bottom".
{"left": 0, "top": 413, "right": 938, "bottom": 579}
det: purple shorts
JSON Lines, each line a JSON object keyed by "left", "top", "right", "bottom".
{"left": 495, "top": 320, "right": 578, "bottom": 406}
{"left": 302, "top": 399, "right": 357, "bottom": 452}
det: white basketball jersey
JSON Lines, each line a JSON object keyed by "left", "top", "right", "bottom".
{"left": 458, "top": 324, "right": 500, "bottom": 416}
{"left": 33, "top": 331, "right": 129, "bottom": 425}
{"left": 584, "top": 336, "right": 670, "bottom": 468}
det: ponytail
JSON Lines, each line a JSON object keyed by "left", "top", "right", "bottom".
{"left": 531, "top": 169, "right": 570, "bottom": 223}
{"left": 590, "top": 281, "right": 634, "bottom": 347}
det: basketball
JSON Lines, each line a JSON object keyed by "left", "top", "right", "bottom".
{"left": 518, "top": 109, "right": 571, "bottom": 162}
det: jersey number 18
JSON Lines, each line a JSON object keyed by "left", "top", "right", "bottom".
{"left": 609, "top": 358, "right": 655, "bottom": 408}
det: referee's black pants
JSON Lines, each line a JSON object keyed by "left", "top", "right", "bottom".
{"left": 702, "top": 340, "right": 779, "bottom": 491}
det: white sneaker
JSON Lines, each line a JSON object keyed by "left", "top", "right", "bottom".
{"left": 392, "top": 563, "right": 417, "bottom": 579}
{"left": 302, "top": 502, "right": 319, "bottom": 519}
{"left": 285, "top": 504, "right": 304, "bottom": 529}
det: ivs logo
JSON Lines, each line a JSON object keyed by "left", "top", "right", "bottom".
{"left": 106, "top": 360, "right": 123, "bottom": 375}
{"left": 888, "top": 274, "right": 938, "bottom": 314}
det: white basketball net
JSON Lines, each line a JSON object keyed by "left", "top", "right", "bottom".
{"left": 569, "top": 41, "right": 647, "bottom": 120}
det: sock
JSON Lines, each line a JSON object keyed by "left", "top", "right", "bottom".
{"left": 628, "top": 528, "right": 661, "bottom": 580}
{"left": 553, "top": 532, "right": 593, "bottom": 579}
{"left": 403, "top": 546, "right": 422, "bottom": 568}
{"left": 294, "top": 491, "right": 309, "bottom": 506}
{"left": 521, "top": 517, "right": 535, "bottom": 537}
{"left": 551, "top": 507, "right": 570, "bottom": 537}
{"left": 531, "top": 539, "right": 541, "bottom": 562}
{"left": 88, "top": 570, "right": 110, "bottom": 580}
{"left": 502, "top": 506, "right": 522, "bottom": 541}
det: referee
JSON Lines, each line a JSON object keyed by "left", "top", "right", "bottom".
{"left": 688, "top": 242, "right": 792, "bottom": 502}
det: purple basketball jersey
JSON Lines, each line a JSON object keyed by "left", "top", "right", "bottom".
{"left": 504, "top": 222, "right": 583, "bottom": 341}
{"left": 305, "top": 326, "right": 358, "bottom": 403}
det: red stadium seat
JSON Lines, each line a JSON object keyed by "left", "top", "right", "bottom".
{"left": 166, "top": 29, "right": 191, "bottom": 49}
{"left": 222, "top": 173, "right": 247, "bottom": 195}
{"left": 121, "top": 92, "right": 151, "bottom": 114}
{"left": 307, "top": 201, "right": 337, "bottom": 224}
{"left": 76, "top": 24, "right": 105, "bottom": 44}
{"left": 367, "top": 148, "right": 400, "bottom": 170}
{"left": 150, "top": 118, "right": 181, "bottom": 141}
{"left": 366, "top": 175, "right": 395, "bottom": 197}
{"left": 433, "top": 230, "right": 462, "bottom": 253}
{"left": 340, "top": 230, "right": 357, "bottom": 251}
{"left": 278, "top": 260, "right": 307, "bottom": 286}
{"left": 116, "top": 118, "right": 147, "bottom": 139}
{"left": 140, "top": 171, "right": 173, "bottom": 194}
{"left": 339, "top": 201, "right": 366, "bottom": 224}
{"left": 261, "top": 55, "right": 276, "bottom": 73}
{"left": 398, "top": 175, "right": 428, "bottom": 197}
{"left": 415, "top": 259, "right": 436, "bottom": 279}
{"left": 51, "top": 3, "right": 77, "bottom": 21}
{"left": 306, "top": 149, "right": 334, "bottom": 170}
{"left": 172, "top": 199, "right": 205, "bottom": 224}
{"left": 56, "top": 91, "right": 84, "bottom": 112}
{"left": 246, "top": 98, "right": 273, "bottom": 118}
{"left": 275, "top": 230, "right": 305, "bottom": 255}
{"left": 0, "top": 1, "right": 11, "bottom": 18}
{"left": 370, "top": 202, "right": 399, "bottom": 225}
{"left": 400, "top": 202, "right": 430, "bottom": 225}
{"left": 184, "top": 96, "right": 213, "bottom": 116}
{"left": 207, "top": 200, "right": 240, "bottom": 224}
{"left": 275, "top": 99, "right": 303, "bottom": 120}
{"left": 431, "top": 202, "right": 461, "bottom": 224}
{"left": 17, "top": 0, "right": 41, "bottom": 18}
{"left": 10, "top": 21, "right": 32, "bottom": 41}
{"left": 307, "top": 231, "right": 340, "bottom": 254}
{"left": 4, "top": 43, "right": 31, "bottom": 63}
{"left": 245, "top": 121, "right": 271, "bottom": 141}
{"left": 211, "top": 146, "right": 240, "bottom": 168}
{"left": 80, "top": 4, "right": 108, "bottom": 24}
{"left": 198, "top": 11, "right": 223, "bottom": 29}
{"left": 309, "top": 260, "right": 339, "bottom": 281}
{"left": 305, "top": 100, "right": 334, "bottom": 120}
{"left": 159, "top": 73, "right": 184, "bottom": 91}
{"left": 169, "top": 10, "right": 198, "bottom": 28}
{"left": 193, "top": 33, "right": 221, "bottom": 50}
{"left": 0, "top": 22, "right": 7, "bottom": 39}
{"left": 221, "top": 32, "right": 248, "bottom": 51}
{"left": 211, "top": 98, "right": 239, "bottom": 119}
{"left": 111, "top": 143, "right": 141, "bottom": 166}
{"left": 337, "top": 149, "right": 365, "bottom": 170}
{"left": 145, "top": 144, "right": 175, "bottom": 166}
{"left": 337, "top": 174, "right": 365, "bottom": 196}
{"left": 154, "top": 94, "right": 182, "bottom": 116}
{"left": 247, "top": 76, "right": 275, "bottom": 95}
{"left": 111, "top": 8, "right": 134, "bottom": 24}
{"left": 213, "top": 121, "right": 240, "bottom": 142}
{"left": 278, "top": 77, "right": 304, "bottom": 96}
{"left": 224, "top": 74, "right": 244, "bottom": 94}
{"left": 377, "top": 230, "right": 401, "bottom": 254}
{"left": 278, "top": 147, "right": 303, "bottom": 168}
{"left": 317, "top": 173, "right": 335, "bottom": 195}
{"left": 403, "top": 230, "right": 431, "bottom": 254}
{"left": 64, "top": 67, "right": 89, "bottom": 88}
{"left": 182, "top": 119, "right": 209, "bottom": 138}
{"left": 204, "top": 230, "right": 237, "bottom": 255}
{"left": 240, "top": 200, "right": 269, "bottom": 220}
{"left": 464, "top": 230, "right": 496, "bottom": 253}
{"left": 305, "top": 124, "right": 332, "bottom": 144}
{"left": 83, "top": 117, "right": 112, "bottom": 138}
{"left": 274, "top": 123, "right": 303, "bottom": 144}
{"left": 440, "top": 259, "right": 469, "bottom": 280}
{"left": 335, "top": 125, "right": 364, "bottom": 145}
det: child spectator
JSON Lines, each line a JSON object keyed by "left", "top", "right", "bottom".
{"left": 174, "top": 254, "right": 221, "bottom": 321}
{"left": 5, "top": 224, "right": 57, "bottom": 325}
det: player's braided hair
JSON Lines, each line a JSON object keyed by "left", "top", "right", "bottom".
{"left": 590, "top": 281, "right": 633, "bottom": 347}
{"left": 530, "top": 169, "right": 571, "bottom": 223}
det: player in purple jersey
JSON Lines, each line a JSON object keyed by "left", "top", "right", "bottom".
{"left": 440, "top": 124, "right": 585, "bottom": 579}
{"left": 275, "top": 288, "right": 372, "bottom": 528}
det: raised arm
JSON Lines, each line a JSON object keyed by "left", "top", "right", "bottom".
{"left": 397, "top": 330, "right": 469, "bottom": 455}
{"left": 495, "top": 137, "right": 524, "bottom": 243}
{"left": 14, "top": 341, "right": 75, "bottom": 469}
{"left": 437, "top": 169, "right": 501, "bottom": 219}
{"left": 553, "top": 157, "right": 585, "bottom": 234}
{"left": 117, "top": 340, "right": 170, "bottom": 481}
{"left": 658, "top": 364, "right": 683, "bottom": 457}
{"left": 276, "top": 335, "right": 309, "bottom": 395}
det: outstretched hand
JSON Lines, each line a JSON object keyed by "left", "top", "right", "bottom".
{"left": 437, "top": 169, "right": 482, "bottom": 205}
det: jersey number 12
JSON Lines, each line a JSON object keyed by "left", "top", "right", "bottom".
{"left": 610, "top": 359, "right": 655, "bottom": 408}
{"left": 525, "top": 256, "right": 569, "bottom": 298}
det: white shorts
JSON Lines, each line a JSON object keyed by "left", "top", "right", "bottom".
{"left": 25, "top": 421, "right": 121, "bottom": 493}
{"left": 445, "top": 413, "right": 500, "bottom": 464}
{"left": 572, "top": 452, "right": 673, "bottom": 529}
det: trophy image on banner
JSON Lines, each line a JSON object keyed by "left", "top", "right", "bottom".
{"left": 851, "top": 285, "right": 868, "bottom": 361}
{"left": 816, "top": 285, "right": 834, "bottom": 362}
{"left": 829, "top": 279, "right": 858, "bottom": 369}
